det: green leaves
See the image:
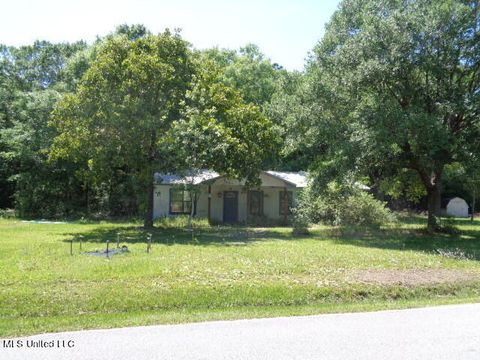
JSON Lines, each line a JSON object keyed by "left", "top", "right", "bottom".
{"left": 51, "top": 31, "right": 193, "bottom": 173}
{"left": 50, "top": 29, "right": 278, "bottom": 223}
{"left": 283, "top": 0, "right": 480, "bottom": 229}
{"left": 172, "top": 58, "right": 278, "bottom": 185}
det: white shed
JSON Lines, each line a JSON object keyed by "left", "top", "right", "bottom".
{"left": 446, "top": 197, "right": 469, "bottom": 218}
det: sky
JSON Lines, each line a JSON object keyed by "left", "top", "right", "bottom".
{"left": 0, "top": 0, "right": 341, "bottom": 71}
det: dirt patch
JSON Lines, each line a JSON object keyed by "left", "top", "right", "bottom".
{"left": 353, "top": 269, "right": 480, "bottom": 286}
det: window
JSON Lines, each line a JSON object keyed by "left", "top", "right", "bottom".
{"left": 248, "top": 191, "right": 263, "bottom": 216}
{"left": 279, "top": 191, "right": 293, "bottom": 215}
{"left": 169, "top": 188, "right": 192, "bottom": 214}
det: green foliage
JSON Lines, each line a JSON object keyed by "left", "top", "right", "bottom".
{"left": 1, "top": 26, "right": 283, "bottom": 220}
{"left": 379, "top": 170, "right": 427, "bottom": 203}
{"left": 154, "top": 215, "right": 210, "bottom": 229}
{"left": 51, "top": 30, "right": 194, "bottom": 226}
{"left": 171, "top": 58, "right": 278, "bottom": 186}
{"left": 0, "top": 41, "right": 88, "bottom": 216}
{"left": 291, "top": 198, "right": 310, "bottom": 235}
{"left": 199, "top": 44, "right": 283, "bottom": 108}
{"left": 296, "top": 184, "right": 394, "bottom": 228}
{"left": 0, "top": 209, "right": 15, "bottom": 218}
{"left": 285, "top": 0, "right": 480, "bottom": 230}
{"left": 199, "top": 45, "right": 295, "bottom": 170}
{"left": 337, "top": 191, "right": 396, "bottom": 228}
{"left": 443, "top": 161, "right": 480, "bottom": 207}
{"left": 51, "top": 30, "right": 277, "bottom": 226}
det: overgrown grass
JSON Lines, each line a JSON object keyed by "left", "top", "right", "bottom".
{"left": 1, "top": 215, "right": 480, "bottom": 337}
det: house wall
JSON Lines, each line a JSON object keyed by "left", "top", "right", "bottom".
{"left": 206, "top": 185, "right": 299, "bottom": 223}
{"left": 153, "top": 174, "right": 301, "bottom": 223}
{"left": 153, "top": 184, "right": 209, "bottom": 218}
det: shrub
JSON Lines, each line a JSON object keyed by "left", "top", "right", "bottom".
{"left": 291, "top": 207, "right": 310, "bottom": 235}
{"left": 291, "top": 189, "right": 310, "bottom": 234}
{"left": 294, "top": 183, "right": 394, "bottom": 228}
{"left": 154, "top": 215, "right": 210, "bottom": 229}
{"left": 335, "top": 191, "right": 395, "bottom": 227}
{"left": 0, "top": 209, "right": 15, "bottom": 219}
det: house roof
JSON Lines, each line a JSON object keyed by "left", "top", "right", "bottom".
{"left": 154, "top": 170, "right": 308, "bottom": 188}
{"left": 154, "top": 170, "right": 220, "bottom": 185}
{"left": 265, "top": 171, "right": 308, "bottom": 188}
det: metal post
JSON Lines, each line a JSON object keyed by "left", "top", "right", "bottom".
{"left": 116, "top": 233, "right": 120, "bottom": 248}
{"left": 79, "top": 236, "right": 83, "bottom": 252}
{"left": 70, "top": 239, "right": 73, "bottom": 256}
{"left": 106, "top": 240, "right": 110, "bottom": 258}
{"left": 147, "top": 233, "right": 152, "bottom": 253}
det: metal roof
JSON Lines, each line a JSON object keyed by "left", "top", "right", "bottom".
{"left": 265, "top": 171, "right": 308, "bottom": 188}
{"left": 154, "top": 170, "right": 308, "bottom": 188}
{"left": 154, "top": 170, "right": 220, "bottom": 185}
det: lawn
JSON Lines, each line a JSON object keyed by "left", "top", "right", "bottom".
{"left": 1, "top": 215, "right": 480, "bottom": 337}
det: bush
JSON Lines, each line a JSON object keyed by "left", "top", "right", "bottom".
{"left": 291, "top": 207, "right": 310, "bottom": 235}
{"left": 335, "top": 191, "right": 395, "bottom": 227}
{"left": 154, "top": 215, "right": 210, "bottom": 229}
{"left": 0, "top": 209, "right": 15, "bottom": 219}
{"left": 294, "top": 183, "right": 395, "bottom": 228}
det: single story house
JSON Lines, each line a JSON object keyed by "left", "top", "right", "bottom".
{"left": 153, "top": 170, "right": 307, "bottom": 224}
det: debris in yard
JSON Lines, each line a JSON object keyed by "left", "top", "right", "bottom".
{"left": 224, "top": 241, "right": 248, "bottom": 246}
{"left": 435, "top": 248, "right": 474, "bottom": 260}
{"left": 353, "top": 269, "right": 479, "bottom": 286}
{"left": 22, "top": 220, "right": 67, "bottom": 224}
{"left": 83, "top": 245, "right": 129, "bottom": 257}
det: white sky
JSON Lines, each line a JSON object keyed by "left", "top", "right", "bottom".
{"left": 0, "top": 0, "right": 341, "bottom": 70}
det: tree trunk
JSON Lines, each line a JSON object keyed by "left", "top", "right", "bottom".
{"left": 187, "top": 191, "right": 195, "bottom": 231}
{"left": 144, "top": 172, "right": 154, "bottom": 229}
{"left": 144, "top": 131, "right": 157, "bottom": 229}
{"left": 426, "top": 185, "right": 441, "bottom": 232}
{"left": 471, "top": 189, "right": 476, "bottom": 222}
{"left": 413, "top": 161, "right": 443, "bottom": 232}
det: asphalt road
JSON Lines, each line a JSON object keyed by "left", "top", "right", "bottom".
{"left": 2, "top": 303, "right": 480, "bottom": 360}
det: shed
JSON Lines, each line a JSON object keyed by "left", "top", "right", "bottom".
{"left": 446, "top": 197, "right": 469, "bottom": 218}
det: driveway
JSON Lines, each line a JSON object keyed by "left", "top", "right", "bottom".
{"left": 2, "top": 303, "right": 480, "bottom": 360}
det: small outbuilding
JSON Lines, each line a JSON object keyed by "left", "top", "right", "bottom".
{"left": 445, "top": 197, "right": 469, "bottom": 218}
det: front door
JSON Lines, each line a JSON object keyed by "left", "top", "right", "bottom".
{"left": 223, "top": 191, "right": 238, "bottom": 223}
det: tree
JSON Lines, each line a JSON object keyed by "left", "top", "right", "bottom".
{"left": 51, "top": 30, "right": 194, "bottom": 228}
{"left": 265, "top": 69, "right": 314, "bottom": 170}
{"left": 51, "top": 31, "right": 277, "bottom": 228}
{"left": 199, "top": 44, "right": 284, "bottom": 108}
{"left": 292, "top": 0, "right": 480, "bottom": 231}
{"left": 168, "top": 58, "right": 278, "bottom": 227}
{"left": 0, "top": 41, "right": 87, "bottom": 215}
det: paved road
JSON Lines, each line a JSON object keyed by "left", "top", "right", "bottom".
{"left": 2, "top": 304, "right": 480, "bottom": 360}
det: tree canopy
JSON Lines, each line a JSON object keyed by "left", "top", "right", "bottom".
{"left": 1, "top": 11, "right": 479, "bottom": 231}
{"left": 50, "top": 30, "right": 276, "bottom": 227}
{"left": 286, "top": 0, "right": 480, "bottom": 231}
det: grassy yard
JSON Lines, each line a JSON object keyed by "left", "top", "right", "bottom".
{"left": 1, "top": 215, "right": 480, "bottom": 337}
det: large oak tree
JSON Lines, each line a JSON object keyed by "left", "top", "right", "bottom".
{"left": 294, "top": 0, "right": 480, "bottom": 231}
{"left": 52, "top": 31, "right": 194, "bottom": 227}
{"left": 51, "top": 30, "right": 276, "bottom": 228}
